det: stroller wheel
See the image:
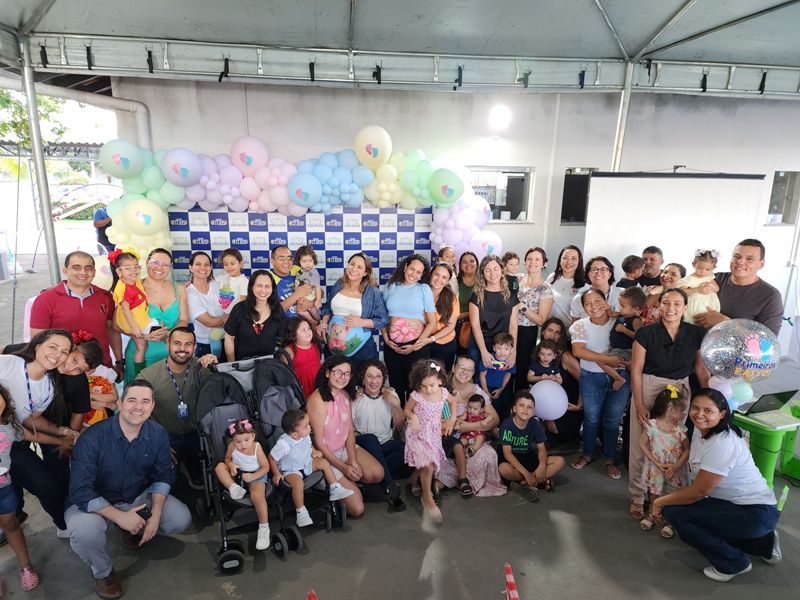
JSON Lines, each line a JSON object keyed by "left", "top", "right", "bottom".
{"left": 217, "top": 548, "right": 245, "bottom": 575}
{"left": 324, "top": 508, "right": 333, "bottom": 532}
{"left": 227, "top": 539, "right": 246, "bottom": 554}
{"left": 284, "top": 525, "right": 303, "bottom": 552}
{"left": 337, "top": 504, "right": 347, "bottom": 530}
{"left": 271, "top": 531, "right": 289, "bottom": 559}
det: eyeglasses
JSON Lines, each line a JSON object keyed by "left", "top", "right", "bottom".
{"left": 330, "top": 368, "right": 352, "bottom": 378}
{"left": 274, "top": 255, "right": 293, "bottom": 261}
{"left": 148, "top": 259, "right": 171, "bottom": 268}
{"left": 589, "top": 267, "right": 610, "bottom": 273}
{"left": 456, "top": 365, "right": 475, "bottom": 373}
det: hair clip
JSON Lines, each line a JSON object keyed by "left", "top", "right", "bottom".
{"left": 72, "top": 329, "right": 94, "bottom": 344}
{"left": 107, "top": 249, "right": 122, "bottom": 264}
{"left": 430, "top": 362, "right": 441, "bottom": 372}
{"left": 228, "top": 422, "right": 236, "bottom": 434}
{"left": 665, "top": 384, "right": 679, "bottom": 399}
{"left": 694, "top": 248, "right": 720, "bottom": 260}
{"left": 241, "top": 419, "right": 253, "bottom": 431}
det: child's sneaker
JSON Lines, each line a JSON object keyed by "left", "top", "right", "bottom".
{"left": 329, "top": 483, "right": 355, "bottom": 502}
{"left": 256, "top": 526, "right": 270, "bottom": 551}
{"left": 296, "top": 507, "right": 313, "bottom": 527}
{"left": 228, "top": 484, "right": 246, "bottom": 500}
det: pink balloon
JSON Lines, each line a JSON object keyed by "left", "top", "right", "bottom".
{"left": 230, "top": 187, "right": 240, "bottom": 198}
{"left": 228, "top": 196, "right": 249, "bottom": 212}
{"left": 281, "top": 202, "right": 308, "bottom": 217}
{"left": 199, "top": 154, "right": 217, "bottom": 175}
{"left": 219, "top": 184, "right": 231, "bottom": 195}
{"left": 198, "top": 198, "right": 220, "bottom": 211}
{"left": 230, "top": 136, "right": 269, "bottom": 177}
{"left": 270, "top": 186, "right": 290, "bottom": 207}
{"left": 206, "top": 189, "right": 222, "bottom": 204}
{"left": 267, "top": 156, "right": 285, "bottom": 167}
{"left": 279, "top": 162, "right": 297, "bottom": 178}
{"left": 278, "top": 175, "right": 288, "bottom": 186}
{"left": 267, "top": 176, "right": 279, "bottom": 187}
{"left": 248, "top": 200, "right": 260, "bottom": 211}
{"left": 254, "top": 166, "right": 272, "bottom": 189}
{"left": 222, "top": 194, "right": 233, "bottom": 205}
{"left": 213, "top": 154, "right": 232, "bottom": 170}
{"left": 257, "top": 189, "right": 277, "bottom": 212}
{"left": 219, "top": 165, "right": 243, "bottom": 188}
{"left": 185, "top": 184, "right": 206, "bottom": 203}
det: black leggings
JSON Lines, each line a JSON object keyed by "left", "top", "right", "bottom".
{"left": 10, "top": 442, "right": 69, "bottom": 529}
{"left": 384, "top": 342, "right": 432, "bottom": 406}
{"left": 515, "top": 325, "right": 539, "bottom": 391}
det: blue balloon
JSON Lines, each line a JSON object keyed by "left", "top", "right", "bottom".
{"left": 319, "top": 152, "right": 339, "bottom": 169}
{"left": 322, "top": 184, "right": 332, "bottom": 195}
{"left": 349, "top": 182, "right": 359, "bottom": 193}
{"left": 313, "top": 164, "right": 333, "bottom": 183}
{"left": 312, "top": 203, "right": 322, "bottom": 212}
{"left": 337, "top": 149, "right": 359, "bottom": 170}
{"left": 345, "top": 189, "right": 364, "bottom": 207}
{"left": 333, "top": 167, "right": 353, "bottom": 185}
{"left": 353, "top": 165, "right": 374, "bottom": 187}
{"left": 297, "top": 160, "right": 316, "bottom": 173}
{"left": 329, "top": 177, "right": 340, "bottom": 188}
{"left": 288, "top": 172, "right": 323, "bottom": 207}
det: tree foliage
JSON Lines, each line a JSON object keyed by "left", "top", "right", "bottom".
{"left": 0, "top": 89, "right": 66, "bottom": 146}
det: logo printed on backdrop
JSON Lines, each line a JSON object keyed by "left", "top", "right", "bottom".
{"left": 209, "top": 213, "right": 229, "bottom": 231}
{"left": 326, "top": 270, "right": 344, "bottom": 286}
{"left": 379, "top": 214, "right": 397, "bottom": 230}
{"left": 188, "top": 212, "right": 210, "bottom": 229}
{"left": 325, "top": 215, "right": 343, "bottom": 231}
{"left": 343, "top": 214, "right": 361, "bottom": 231}
{"left": 326, "top": 252, "right": 344, "bottom": 267}
{"left": 228, "top": 212, "right": 249, "bottom": 231}
{"left": 287, "top": 217, "right": 306, "bottom": 231}
{"left": 249, "top": 232, "right": 269, "bottom": 250}
{"left": 248, "top": 214, "right": 268, "bottom": 231}
{"left": 305, "top": 213, "right": 325, "bottom": 231}
{"left": 361, "top": 232, "right": 379, "bottom": 249}
{"left": 397, "top": 233, "right": 414, "bottom": 250}
{"left": 190, "top": 232, "right": 211, "bottom": 250}
{"left": 344, "top": 233, "right": 361, "bottom": 250}
{"left": 168, "top": 212, "right": 190, "bottom": 230}
{"left": 210, "top": 232, "right": 231, "bottom": 250}
{"left": 415, "top": 235, "right": 432, "bottom": 249}
{"left": 171, "top": 231, "right": 191, "bottom": 250}
{"left": 172, "top": 251, "right": 191, "bottom": 267}
{"left": 267, "top": 213, "right": 287, "bottom": 229}
{"left": 287, "top": 232, "right": 307, "bottom": 250}
{"left": 415, "top": 212, "right": 433, "bottom": 229}
{"left": 307, "top": 233, "right": 325, "bottom": 249}
{"left": 397, "top": 215, "right": 415, "bottom": 231}
{"left": 379, "top": 233, "right": 397, "bottom": 250}
{"left": 250, "top": 251, "right": 271, "bottom": 268}
{"left": 364, "top": 251, "right": 380, "bottom": 267}
{"left": 269, "top": 234, "right": 288, "bottom": 249}
{"left": 326, "top": 233, "right": 344, "bottom": 251}
{"left": 230, "top": 234, "right": 250, "bottom": 250}
{"left": 361, "top": 216, "right": 379, "bottom": 231}
{"left": 379, "top": 251, "right": 397, "bottom": 270}
{"left": 379, "top": 269, "right": 391, "bottom": 284}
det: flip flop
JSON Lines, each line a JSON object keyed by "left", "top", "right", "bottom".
{"left": 605, "top": 462, "right": 622, "bottom": 480}
{"left": 629, "top": 500, "right": 645, "bottom": 520}
{"left": 457, "top": 478, "right": 474, "bottom": 498}
{"left": 660, "top": 525, "right": 674, "bottom": 539}
{"left": 570, "top": 456, "right": 592, "bottom": 470}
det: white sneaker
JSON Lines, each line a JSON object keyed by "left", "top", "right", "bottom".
{"left": 56, "top": 527, "right": 70, "bottom": 539}
{"left": 703, "top": 563, "right": 752, "bottom": 582}
{"left": 228, "top": 484, "right": 246, "bottom": 500}
{"left": 296, "top": 507, "right": 313, "bottom": 527}
{"left": 255, "top": 527, "right": 270, "bottom": 551}
{"left": 329, "top": 483, "right": 355, "bottom": 502}
{"left": 762, "top": 530, "right": 782, "bottom": 564}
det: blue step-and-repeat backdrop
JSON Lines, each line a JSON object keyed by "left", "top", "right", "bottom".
{"left": 167, "top": 206, "right": 433, "bottom": 294}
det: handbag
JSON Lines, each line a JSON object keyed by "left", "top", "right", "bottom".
{"left": 458, "top": 320, "right": 472, "bottom": 348}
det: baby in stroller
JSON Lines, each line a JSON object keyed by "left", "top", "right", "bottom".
{"left": 214, "top": 419, "right": 272, "bottom": 550}
{"left": 268, "top": 409, "right": 354, "bottom": 527}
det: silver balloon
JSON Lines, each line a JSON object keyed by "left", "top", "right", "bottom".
{"left": 700, "top": 319, "right": 780, "bottom": 382}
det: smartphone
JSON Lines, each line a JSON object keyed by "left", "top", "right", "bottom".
{"left": 136, "top": 506, "right": 152, "bottom": 521}
{"left": 150, "top": 326, "right": 163, "bottom": 332}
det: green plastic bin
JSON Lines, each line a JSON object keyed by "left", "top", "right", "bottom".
{"left": 733, "top": 413, "right": 788, "bottom": 490}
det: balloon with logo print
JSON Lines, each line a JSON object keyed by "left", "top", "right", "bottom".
{"left": 428, "top": 168, "right": 464, "bottom": 207}
{"left": 700, "top": 319, "right": 780, "bottom": 382}
{"left": 287, "top": 173, "right": 321, "bottom": 208}
{"left": 353, "top": 125, "right": 392, "bottom": 170}
{"left": 467, "top": 230, "right": 503, "bottom": 261}
{"left": 161, "top": 147, "right": 202, "bottom": 187}
{"left": 99, "top": 139, "right": 143, "bottom": 179}
{"left": 230, "top": 136, "right": 269, "bottom": 177}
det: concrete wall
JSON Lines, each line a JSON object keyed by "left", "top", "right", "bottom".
{"left": 112, "top": 78, "right": 800, "bottom": 353}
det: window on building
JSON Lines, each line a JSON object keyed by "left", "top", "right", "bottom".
{"left": 768, "top": 171, "right": 799, "bottom": 225}
{"left": 467, "top": 167, "right": 533, "bottom": 222}
{"left": 560, "top": 168, "right": 597, "bottom": 224}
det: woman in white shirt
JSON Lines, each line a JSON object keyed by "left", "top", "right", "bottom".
{"left": 186, "top": 251, "right": 227, "bottom": 357}
{"left": 545, "top": 245, "right": 585, "bottom": 328}
{"left": 652, "top": 388, "right": 781, "bottom": 582}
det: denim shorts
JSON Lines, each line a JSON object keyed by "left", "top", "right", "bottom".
{"left": 238, "top": 473, "right": 271, "bottom": 489}
{"left": 0, "top": 484, "right": 19, "bottom": 515}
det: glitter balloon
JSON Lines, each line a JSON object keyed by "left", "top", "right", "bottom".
{"left": 700, "top": 319, "right": 779, "bottom": 382}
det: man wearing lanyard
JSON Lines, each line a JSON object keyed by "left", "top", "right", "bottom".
{"left": 29, "top": 251, "right": 123, "bottom": 376}
{"left": 268, "top": 245, "right": 313, "bottom": 317}
{"left": 139, "top": 327, "right": 217, "bottom": 485}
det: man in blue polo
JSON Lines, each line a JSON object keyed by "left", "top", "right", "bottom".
{"left": 267, "top": 245, "right": 313, "bottom": 317}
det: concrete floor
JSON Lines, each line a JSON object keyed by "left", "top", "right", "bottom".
{"left": 0, "top": 464, "right": 796, "bottom": 600}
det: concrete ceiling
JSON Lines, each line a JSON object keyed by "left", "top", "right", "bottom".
{"left": 1, "top": 1, "right": 799, "bottom": 96}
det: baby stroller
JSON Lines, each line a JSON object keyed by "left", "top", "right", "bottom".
{"left": 195, "top": 353, "right": 342, "bottom": 575}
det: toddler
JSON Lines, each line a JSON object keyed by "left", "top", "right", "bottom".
{"left": 214, "top": 419, "right": 272, "bottom": 550}
{"left": 294, "top": 245, "right": 323, "bottom": 324}
{"left": 601, "top": 286, "right": 646, "bottom": 391}
{"left": 109, "top": 248, "right": 160, "bottom": 375}
{"left": 218, "top": 248, "right": 249, "bottom": 314}
{"left": 84, "top": 361, "right": 118, "bottom": 427}
{"left": 268, "top": 409, "right": 354, "bottom": 527}
{"left": 502, "top": 251, "right": 521, "bottom": 293}
{"left": 478, "top": 332, "right": 516, "bottom": 420}
{"left": 436, "top": 246, "right": 458, "bottom": 293}
{"left": 498, "top": 390, "right": 566, "bottom": 501}
{"left": 617, "top": 255, "right": 644, "bottom": 289}
{"left": 282, "top": 318, "right": 322, "bottom": 399}
{"left": 527, "top": 339, "right": 563, "bottom": 385}
{"left": 457, "top": 394, "right": 487, "bottom": 456}
{"left": 639, "top": 385, "right": 689, "bottom": 538}
{"left": 405, "top": 360, "right": 457, "bottom": 524}
{"left": 677, "top": 249, "right": 721, "bottom": 324}
{"left": 0, "top": 384, "right": 40, "bottom": 591}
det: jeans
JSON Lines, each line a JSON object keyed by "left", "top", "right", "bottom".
{"left": 65, "top": 493, "right": 192, "bottom": 579}
{"left": 355, "top": 433, "right": 411, "bottom": 490}
{"left": 579, "top": 368, "right": 630, "bottom": 460}
{"left": 429, "top": 339, "right": 457, "bottom": 371}
{"left": 169, "top": 431, "right": 203, "bottom": 482}
{"left": 384, "top": 343, "right": 432, "bottom": 405}
{"left": 663, "top": 498, "right": 779, "bottom": 574}
{"left": 10, "top": 442, "right": 69, "bottom": 529}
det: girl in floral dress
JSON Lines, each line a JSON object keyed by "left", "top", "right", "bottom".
{"left": 404, "top": 359, "right": 457, "bottom": 524}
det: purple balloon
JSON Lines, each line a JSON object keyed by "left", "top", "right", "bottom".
{"left": 160, "top": 147, "right": 202, "bottom": 187}
{"left": 219, "top": 164, "right": 243, "bottom": 188}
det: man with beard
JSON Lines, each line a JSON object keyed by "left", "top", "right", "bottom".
{"left": 637, "top": 245, "right": 665, "bottom": 289}
{"left": 139, "top": 327, "right": 218, "bottom": 481}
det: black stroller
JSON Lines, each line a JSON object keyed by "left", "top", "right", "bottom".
{"left": 195, "top": 352, "right": 344, "bottom": 575}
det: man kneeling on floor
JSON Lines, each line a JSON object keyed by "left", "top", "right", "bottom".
{"left": 65, "top": 379, "right": 192, "bottom": 599}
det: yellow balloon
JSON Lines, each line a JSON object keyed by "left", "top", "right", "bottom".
{"left": 93, "top": 255, "right": 114, "bottom": 289}
{"left": 388, "top": 152, "right": 407, "bottom": 174}
{"left": 121, "top": 198, "right": 168, "bottom": 236}
{"left": 376, "top": 164, "right": 398, "bottom": 183}
{"left": 353, "top": 125, "right": 392, "bottom": 170}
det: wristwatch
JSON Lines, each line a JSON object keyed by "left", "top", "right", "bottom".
{"left": 431, "top": 334, "right": 437, "bottom": 342}
{"left": 115, "top": 359, "right": 126, "bottom": 366}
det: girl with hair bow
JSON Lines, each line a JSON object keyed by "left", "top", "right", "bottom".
{"left": 677, "top": 249, "right": 721, "bottom": 324}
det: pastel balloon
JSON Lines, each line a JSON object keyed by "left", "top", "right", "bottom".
{"left": 415, "top": 159, "right": 435, "bottom": 182}
{"left": 254, "top": 166, "right": 273, "bottom": 189}
{"left": 399, "top": 193, "right": 419, "bottom": 210}
{"left": 353, "top": 125, "right": 392, "bottom": 170}
{"left": 376, "top": 164, "right": 398, "bottom": 183}
{"left": 352, "top": 166, "right": 374, "bottom": 187}
{"left": 531, "top": 380, "right": 568, "bottom": 420}
{"left": 333, "top": 167, "right": 353, "bottom": 185}
{"left": 160, "top": 181, "right": 186, "bottom": 205}
{"left": 122, "top": 198, "right": 167, "bottom": 236}
{"left": 337, "top": 149, "right": 359, "bottom": 170}
{"left": 219, "top": 164, "right": 244, "bottom": 188}
{"left": 312, "top": 164, "right": 333, "bottom": 183}
{"left": 256, "top": 189, "right": 277, "bottom": 212}
{"left": 230, "top": 136, "right": 269, "bottom": 177}
{"left": 185, "top": 184, "right": 206, "bottom": 203}
{"left": 729, "top": 381, "right": 753, "bottom": 410}
{"left": 468, "top": 230, "right": 503, "bottom": 261}
{"left": 318, "top": 152, "right": 339, "bottom": 169}
{"left": 708, "top": 375, "right": 733, "bottom": 400}
{"left": 399, "top": 170, "right": 419, "bottom": 192}
{"left": 283, "top": 202, "right": 309, "bottom": 217}
{"left": 141, "top": 165, "right": 166, "bottom": 190}
{"left": 161, "top": 147, "right": 202, "bottom": 186}
{"left": 404, "top": 148, "right": 425, "bottom": 170}
{"left": 199, "top": 154, "right": 217, "bottom": 175}
{"left": 92, "top": 255, "right": 114, "bottom": 289}
{"left": 228, "top": 196, "right": 249, "bottom": 212}
{"left": 388, "top": 152, "right": 407, "bottom": 174}
{"left": 239, "top": 177, "right": 261, "bottom": 201}
{"left": 139, "top": 149, "right": 155, "bottom": 169}
{"left": 270, "top": 186, "right": 291, "bottom": 208}
{"left": 122, "top": 176, "right": 147, "bottom": 195}
{"left": 428, "top": 168, "right": 465, "bottom": 207}
{"left": 99, "top": 139, "right": 143, "bottom": 179}
{"left": 297, "top": 160, "right": 316, "bottom": 173}
{"left": 213, "top": 154, "right": 232, "bottom": 170}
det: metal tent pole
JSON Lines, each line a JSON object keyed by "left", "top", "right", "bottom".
{"left": 19, "top": 34, "right": 60, "bottom": 286}
{"left": 611, "top": 62, "right": 634, "bottom": 172}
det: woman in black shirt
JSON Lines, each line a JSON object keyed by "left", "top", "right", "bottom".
{"left": 223, "top": 270, "right": 286, "bottom": 361}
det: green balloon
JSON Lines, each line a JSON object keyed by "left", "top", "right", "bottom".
{"left": 139, "top": 148, "right": 155, "bottom": 169}
{"left": 415, "top": 159, "right": 434, "bottom": 183}
{"left": 428, "top": 168, "right": 464, "bottom": 207}
{"left": 147, "top": 189, "right": 171, "bottom": 209}
{"left": 399, "top": 170, "right": 418, "bottom": 192}
{"left": 404, "top": 149, "right": 425, "bottom": 170}
{"left": 142, "top": 165, "right": 166, "bottom": 190}
{"left": 99, "top": 139, "right": 143, "bottom": 179}
{"left": 122, "top": 175, "right": 147, "bottom": 194}
{"left": 160, "top": 180, "right": 186, "bottom": 205}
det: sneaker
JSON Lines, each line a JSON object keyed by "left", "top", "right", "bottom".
{"left": 762, "top": 531, "right": 782, "bottom": 564}
{"left": 296, "top": 507, "right": 313, "bottom": 527}
{"left": 56, "top": 527, "right": 71, "bottom": 539}
{"left": 19, "top": 567, "right": 39, "bottom": 591}
{"left": 95, "top": 570, "right": 123, "bottom": 599}
{"left": 703, "top": 563, "right": 752, "bottom": 582}
{"left": 386, "top": 481, "right": 406, "bottom": 512}
{"left": 510, "top": 482, "right": 539, "bottom": 503}
{"left": 228, "top": 484, "right": 246, "bottom": 500}
{"left": 329, "top": 483, "right": 355, "bottom": 502}
{"left": 256, "top": 527, "right": 270, "bottom": 551}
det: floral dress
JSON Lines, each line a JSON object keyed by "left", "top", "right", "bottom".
{"left": 404, "top": 388, "right": 447, "bottom": 470}
{"left": 642, "top": 419, "right": 688, "bottom": 495}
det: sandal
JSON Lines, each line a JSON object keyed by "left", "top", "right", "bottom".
{"left": 629, "top": 500, "right": 645, "bottom": 520}
{"left": 570, "top": 456, "right": 592, "bottom": 470}
{"left": 639, "top": 517, "right": 654, "bottom": 531}
{"left": 544, "top": 478, "right": 554, "bottom": 492}
{"left": 605, "top": 462, "right": 621, "bottom": 480}
{"left": 660, "top": 524, "right": 674, "bottom": 539}
{"left": 457, "top": 478, "right": 474, "bottom": 498}
{"left": 409, "top": 482, "right": 422, "bottom": 497}
{"left": 19, "top": 566, "right": 39, "bottom": 591}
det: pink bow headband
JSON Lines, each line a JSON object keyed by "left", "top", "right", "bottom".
{"left": 229, "top": 419, "right": 253, "bottom": 435}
